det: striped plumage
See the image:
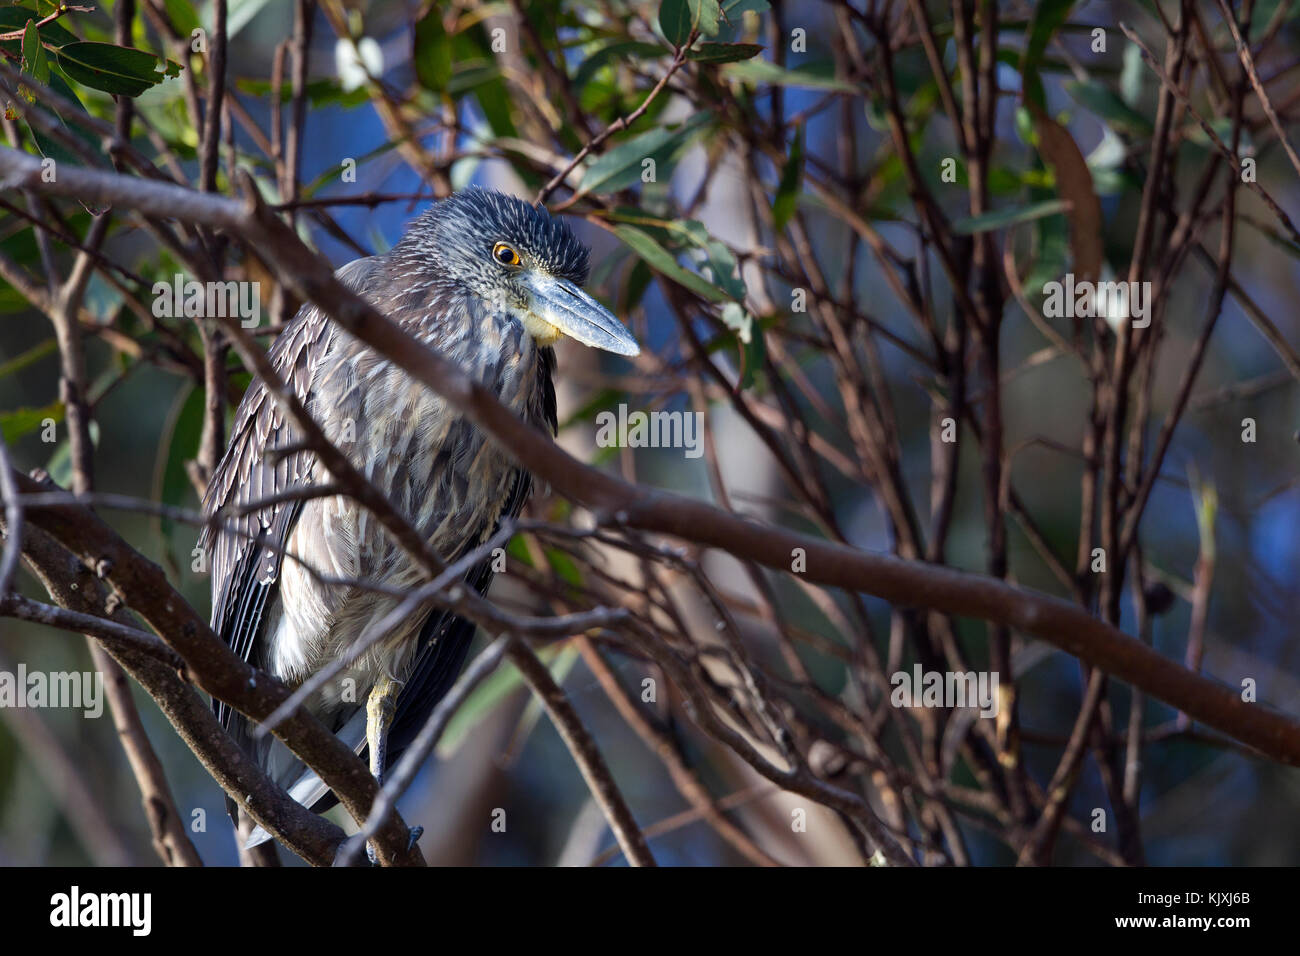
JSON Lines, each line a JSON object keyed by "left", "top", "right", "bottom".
{"left": 200, "top": 190, "right": 635, "bottom": 849}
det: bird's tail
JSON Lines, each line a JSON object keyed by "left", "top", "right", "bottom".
{"left": 241, "top": 706, "right": 369, "bottom": 848}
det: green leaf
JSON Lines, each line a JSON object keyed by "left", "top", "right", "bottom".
{"left": 698, "top": 237, "right": 745, "bottom": 300}
{"left": 723, "top": 58, "right": 856, "bottom": 92}
{"left": 659, "top": 0, "right": 695, "bottom": 47}
{"left": 12, "top": 18, "right": 69, "bottom": 168}
{"left": 21, "top": 20, "right": 49, "bottom": 86}
{"left": 1065, "top": 80, "right": 1152, "bottom": 136}
{"left": 83, "top": 270, "right": 124, "bottom": 323}
{"left": 152, "top": 385, "right": 204, "bottom": 559}
{"left": 1120, "top": 41, "right": 1144, "bottom": 106}
{"left": 444, "top": 61, "right": 500, "bottom": 96}
{"left": 951, "top": 199, "right": 1070, "bottom": 235}
{"left": 572, "top": 41, "right": 670, "bottom": 91}
{"left": 722, "top": 301, "right": 765, "bottom": 390}
{"left": 161, "top": 0, "right": 202, "bottom": 37}
{"left": 613, "top": 224, "right": 730, "bottom": 302}
{"left": 0, "top": 7, "right": 77, "bottom": 50}
{"left": 0, "top": 338, "right": 57, "bottom": 380}
{"left": 55, "top": 42, "right": 180, "bottom": 98}
{"left": 225, "top": 0, "right": 278, "bottom": 39}
{"left": 46, "top": 420, "right": 98, "bottom": 488}
{"left": 0, "top": 401, "right": 62, "bottom": 443}
{"left": 234, "top": 75, "right": 369, "bottom": 109}
{"left": 544, "top": 547, "right": 584, "bottom": 588}
{"left": 1191, "top": 474, "right": 1217, "bottom": 560}
{"left": 448, "top": 35, "right": 516, "bottom": 137}
{"left": 621, "top": 258, "right": 654, "bottom": 314}
{"left": 581, "top": 112, "right": 712, "bottom": 195}
{"left": 1025, "top": 205, "right": 1070, "bottom": 299}
{"left": 659, "top": 0, "right": 721, "bottom": 47}
{"left": 436, "top": 644, "right": 566, "bottom": 758}
{"left": 1186, "top": 116, "right": 1254, "bottom": 155}
{"left": 505, "top": 643, "right": 581, "bottom": 757}
{"left": 697, "top": 0, "right": 722, "bottom": 37}
{"left": 773, "top": 124, "right": 803, "bottom": 229}
{"left": 505, "top": 532, "right": 535, "bottom": 568}
{"left": 607, "top": 211, "right": 742, "bottom": 297}
{"left": 17, "top": 66, "right": 94, "bottom": 186}
{"left": 413, "top": 7, "right": 453, "bottom": 92}
{"left": 687, "top": 41, "right": 763, "bottom": 63}
{"left": 45, "top": 66, "right": 101, "bottom": 145}
{"left": 1020, "top": 0, "right": 1076, "bottom": 110}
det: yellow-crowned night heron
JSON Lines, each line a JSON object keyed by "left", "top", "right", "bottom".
{"left": 201, "top": 188, "right": 639, "bottom": 850}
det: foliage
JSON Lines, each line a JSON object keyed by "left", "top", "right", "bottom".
{"left": 0, "top": 0, "right": 1298, "bottom": 868}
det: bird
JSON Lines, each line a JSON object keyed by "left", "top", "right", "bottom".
{"left": 200, "top": 188, "right": 639, "bottom": 853}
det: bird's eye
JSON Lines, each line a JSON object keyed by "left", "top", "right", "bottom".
{"left": 492, "top": 242, "right": 521, "bottom": 267}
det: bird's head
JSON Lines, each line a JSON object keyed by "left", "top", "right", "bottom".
{"left": 394, "top": 188, "right": 640, "bottom": 357}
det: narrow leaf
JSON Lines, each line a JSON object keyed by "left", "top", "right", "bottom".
{"left": 581, "top": 112, "right": 711, "bottom": 194}
{"left": 723, "top": 58, "right": 855, "bottom": 92}
{"left": 951, "top": 199, "right": 1070, "bottom": 235}
{"left": 687, "top": 41, "right": 763, "bottom": 63}
{"left": 613, "top": 224, "right": 730, "bottom": 302}
{"left": 1020, "top": 0, "right": 1077, "bottom": 109}
{"left": 21, "top": 20, "right": 49, "bottom": 86}
{"left": 0, "top": 401, "right": 62, "bottom": 443}
{"left": 773, "top": 124, "right": 803, "bottom": 229}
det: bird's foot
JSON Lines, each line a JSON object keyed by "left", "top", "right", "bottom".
{"left": 363, "top": 826, "right": 422, "bottom": 865}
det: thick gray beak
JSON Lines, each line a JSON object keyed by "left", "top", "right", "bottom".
{"left": 523, "top": 274, "right": 640, "bottom": 356}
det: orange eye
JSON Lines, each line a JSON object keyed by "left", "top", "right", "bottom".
{"left": 492, "top": 242, "right": 521, "bottom": 266}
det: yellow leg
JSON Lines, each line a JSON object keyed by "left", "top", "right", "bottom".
{"left": 364, "top": 674, "right": 402, "bottom": 865}
{"left": 364, "top": 671, "right": 423, "bottom": 868}
{"left": 366, "top": 674, "right": 400, "bottom": 785}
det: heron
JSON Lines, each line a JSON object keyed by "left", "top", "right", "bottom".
{"left": 201, "top": 188, "right": 639, "bottom": 854}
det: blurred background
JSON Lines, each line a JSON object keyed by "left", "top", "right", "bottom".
{"left": 1, "top": 0, "right": 1298, "bottom": 865}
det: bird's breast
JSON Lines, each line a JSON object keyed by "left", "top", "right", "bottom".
{"left": 348, "top": 319, "right": 542, "bottom": 541}
{"left": 265, "top": 317, "right": 548, "bottom": 693}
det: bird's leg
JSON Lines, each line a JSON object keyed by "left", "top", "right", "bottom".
{"left": 365, "top": 674, "right": 401, "bottom": 865}
{"left": 366, "top": 673, "right": 401, "bottom": 785}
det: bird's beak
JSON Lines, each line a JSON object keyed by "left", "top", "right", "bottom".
{"left": 522, "top": 273, "right": 640, "bottom": 356}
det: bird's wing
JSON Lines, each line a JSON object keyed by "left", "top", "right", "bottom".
{"left": 273, "top": 470, "right": 536, "bottom": 832}
{"left": 284, "top": 349, "right": 557, "bottom": 820}
{"left": 387, "top": 346, "right": 557, "bottom": 758}
{"left": 236, "top": 322, "right": 557, "bottom": 831}
{"left": 203, "top": 256, "right": 379, "bottom": 731}
{"left": 385, "top": 469, "right": 532, "bottom": 759}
